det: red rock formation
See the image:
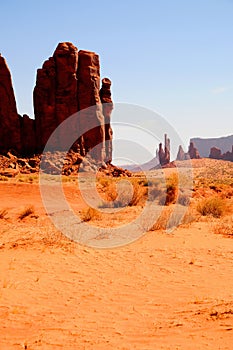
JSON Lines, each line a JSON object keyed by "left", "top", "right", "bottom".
{"left": 100, "top": 78, "right": 113, "bottom": 163}
{"left": 158, "top": 134, "right": 170, "bottom": 166}
{"left": 209, "top": 147, "right": 222, "bottom": 159}
{"left": 20, "top": 114, "right": 36, "bottom": 155}
{"left": 176, "top": 145, "right": 186, "bottom": 161}
{"left": 0, "top": 54, "right": 21, "bottom": 154}
{"left": 188, "top": 142, "right": 201, "bottom": 159}
{"left": 1, "top": 43, "right": 113, "bottom": 166}
{"left": 77, "top": 50, "right": 105, "bottom": 163}
{"left": 34, "top": 42, "right": 79, "bottom": 152}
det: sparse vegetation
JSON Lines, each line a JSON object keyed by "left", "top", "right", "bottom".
{"left": 0, "top": 209, "right": 8, "bottom": 219}
{"left": 197, "top": 196, "right": 226, "bottom": 218}
{"left": 0, "top": 175, "right": 9, "bottom": 181}
{"left": 80, "top": 207, "right": 101, "bottom": 222}
{"left": 213, "top": 216, "right": 233, "bottom": 237}
{"left": 18, "top": 205, "right": 35, "bottom": 220}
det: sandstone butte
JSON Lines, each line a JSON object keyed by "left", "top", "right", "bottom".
{"left": 176, "top": 141, "right": 201, "bottom": 161}
{"left": 0, "top": 42, "right": 113, "bottom": 166}
{"left": 209, "top": 145, "right": 233, "bottom": 162}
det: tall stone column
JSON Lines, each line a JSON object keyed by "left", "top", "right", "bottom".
{"left": 100, "top": 78, "right": 113, "bottom": 164}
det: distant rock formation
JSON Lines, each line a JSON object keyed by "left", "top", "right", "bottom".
{"left": 191, "top": 135, "right": 233, "bottom": 157}
{"left": 176, "top": 145, "right": 186, "bottom": 161}
{"left": 188, "top": 141, "right": 201, "bottom": 159}
{"left": 158, "top": 134, "right": 170, "bottom": 166}
{"left": 209, "top": 147, "right": 222, "bottom": 160}
{"left": 209, "top": 145, "right": 233, "bottom": 162}
{"left": 0, "top": 42, "right": 113, "bottom": 165}
{"left": 176, "top": 142, "right": 201, "bottom": 160}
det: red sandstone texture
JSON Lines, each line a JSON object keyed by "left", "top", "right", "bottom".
{"left": 0, "top": 43, "right": 113, "bottom": 165}
{"left": 0, "top": 54, "right": 21, "bottom": 154}
{"left": 100, "top": 78, "right": 113, "bottom": 164}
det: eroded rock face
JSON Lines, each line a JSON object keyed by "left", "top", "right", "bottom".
{"left": 77, "top": 50, "right": 105, "bottom": 163}
{"left": 20, "top": 114, "right": 36, "bottom": 156}
{"left": 158, "top": 134, "right": 170, "bottom": 166}
{"left": 209, "top": 147, "right": 222, "bottom": 159}
{"left": 176, "top": 142, "right": 201, "bottom": 161}
{"left": 0, "top": 54, "right": 21, "bottom": 154}
{"left": 209, "top": 145, "right": 233, "bottom": 162}
{"left": 100, "top": 78, "right": 113, "bottom": 163}
{"left": 34, "top": 44, "right": 109, "bottom": 163}
{"left": 176, "top": 145, "right": 186, "bottom": 161}
{"left": 188, "top": 142, "right": 201, "bottom": 159}
{"left": 0, "top": 43, "right": 114, "bottom": 167}
{"left": 34, "top": 42, "right": 79, "bottom": 153}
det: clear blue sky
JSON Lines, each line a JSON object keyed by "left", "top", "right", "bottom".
{"left": 1, "top": 0, "right": 233, "bottom": 152}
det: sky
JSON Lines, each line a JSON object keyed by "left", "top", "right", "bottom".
{"left": 0, "top": 0, "right": 233, "bottom": 162}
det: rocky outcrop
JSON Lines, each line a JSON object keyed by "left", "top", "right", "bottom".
{"left": 209, "top": 147, "right": 222, "bottom": 159}
{"left": 77, "top": 50, "right": 105, "bottom": 163}
{"left": 158, "top": 134, "right": 170, "bottom": 166}
{"left": 191, "top": 135, "right": 233, "bottom": 157}
{"left": 0, "top": 54, "right": 21, "bottom": 154}
{"left": 20, "top": 114, "right": 36, "bottom": 155}
{"left": 176, "top": 142, "right": 201, "bottom": 160}
{"left": 100, "top": 78, "right": 113, "bottom": 164}
{"left": 0, "top": 42, "right": 113, "bottom": 167}
{"left": 34, "top": 42, "right": 79, "bottom": 153}
{"left": 209, "top": 145, "right": 233, "bottom": 162}
{"left": 188, "top": 142, "right": 201, "bottom": 159}
{"left": 223, "top": 146, "right": 233, "bottom": 161}
{"left": 176, "top": 145, "right": 186, "bottom": 161}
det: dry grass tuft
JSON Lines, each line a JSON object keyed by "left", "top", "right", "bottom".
{"left": 0, "top": 175, "right": 9, "bottom": 181}
{"left": 0, "top": 209, "right": 8, "bottom": 219}
{"left": 128, "top": 180, "right": 146, "bottom": 206}
{"left": 18, "top": 205, "right": 35, "bottom": 220}
{"left": 213, "top": 216, "right": 233, "bottom": 237}
{"left": 196, "top": 196, "right": 226, "bottom": 218}
{"left": 80, "top": 207, "right": 101, "bottom": 222}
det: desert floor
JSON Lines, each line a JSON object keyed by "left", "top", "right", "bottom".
{"left": 0, "top": 159, "right": 233, "bottom": 349}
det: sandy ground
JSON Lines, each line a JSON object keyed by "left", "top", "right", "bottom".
{"left": 0, "top": 167, "right": 233, "bottom": 349}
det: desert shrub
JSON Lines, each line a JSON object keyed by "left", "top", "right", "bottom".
{"left": 157, "top": 185, "right": 177, "bottom": 206}
{"left": 97, "top": 177, "right": 111, "bottom": 188}
{"left": 196, "top": 196, "right": 226, "bottom": 218}
{"left": 213, "top": 216, "right": 233, "bottom": 237}
{"left": 99, "top": 179, "right": 146, "bottom": 207}
{"left": 150, "top": 208, "right": 172, "bottom": 230}
{"left": 80, "top": 207, "right": 101, "bottom": 222}
{"left": 18, "top": 205, "right": 35, "bottom": 220}
{"left": 150, "top": 207, "right": 182, "bottom": 231}
{"left": 165, "top": 184, "right": 177, "bottom": 205}
{"left": 128, "top": 181, "right": 146, "bottom": 206}
{"left": 0, "top": 209, "right": 8, "bottom": 219}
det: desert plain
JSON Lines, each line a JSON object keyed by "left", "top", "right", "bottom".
{"left": 0, "top": 158, "right": 233, "bottom": 349}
